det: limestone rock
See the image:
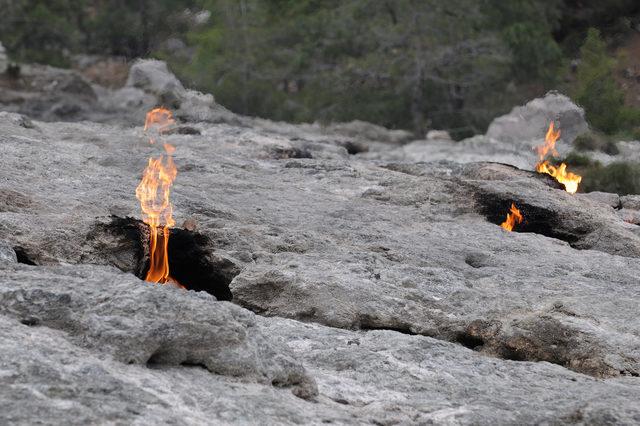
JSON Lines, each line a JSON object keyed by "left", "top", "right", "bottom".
{"left": 126, "top": 59, "right": 185, "bottom": 106}
{"left": 0, "top": 241, "right": 16, "bottom": 263}
{"left": 0, "top": 263, "right": 316, "bottom": 398}
{"left": 0, "top": 63, "right": 639, "bottom": 424}
{"left": 486, "top": 92, "right": 589, "bottom": 144}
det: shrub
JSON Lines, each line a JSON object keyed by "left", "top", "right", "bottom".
{"left": 573, "top": 132, "right": 619, "bottom": 155}
{"left": 574, "top": 28, "right": 626, "bottom": 134}
{"left": 581, "top": 162, "right": 640, "bottom": 195}
{"left": 563, "top": 151, "right": 597, "bottom": 167}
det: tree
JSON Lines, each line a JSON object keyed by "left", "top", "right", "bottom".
{"left": 574, "top": 28, "right": 625, "bottom": 134}
{"left": 179, "top": 0, "right": 512, "bottom": 137}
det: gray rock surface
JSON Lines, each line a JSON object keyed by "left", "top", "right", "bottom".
{"left": 0, "top": 263, "right": 316, "bottom": 398}
{"left": 0, "top": 62, "right": 639, "bottom": 424}
{"left": 0, "top": 240, "right": 16, "bottom": 263}
{"left": 364, "top": 93, "right": 589, "bottom": 170}
{"left": 486, "top": 92, "right": 589, "bottom": 145}
{"left": 0, "top": 64, "right": 97, "bottom": 122}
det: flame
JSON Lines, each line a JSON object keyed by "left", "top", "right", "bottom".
{"left": 136, "top": 107, "right": 182, "bottom": 286}
{"left": 535, "top": 161, "right": 581, "bottom": 194}
{"left": 144, "top": 107, "right": 175, "bottom": 140}
{"left": 534, "top": 122, "right": 582, "bottom": 194}
{"left": 500, "top": 203, "right": 523, "bottom": 232}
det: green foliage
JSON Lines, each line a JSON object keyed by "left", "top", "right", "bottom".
{"left": 573, "top": 132, "right": 619, "bottom": 155}
{"left": 0, "top": 0, "right": 84, "bottom": 66}
{"left": 581, "top": 162, "right": 640, "bottom": 195}
{"left": 574, "top": 28, "right": 628, "bottom": 134}
{"left": 175, "top": 0, "right": 520, "bottom": 136}
{"left": 0, "top": 0, "right": 198, "bottom": 62}
{"left": 2, "top": 0, "right": 640, "bottom": 142}
{"left": 502, "top": 23, "right": 562, "bottom": 82}
{"left": 483, "top": 0, "right": 563, "bottom": 82}
{"left": 563, "top": 151, "right": 598, "bottom": 167}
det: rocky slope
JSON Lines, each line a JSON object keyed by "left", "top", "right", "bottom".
{"left": 0, "top": 60, "right": 639, "bottom": 424}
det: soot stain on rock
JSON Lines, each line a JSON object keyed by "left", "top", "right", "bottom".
{"left": 87, "top": 216, "right": 236, "bottom": 300}
{"left": 166, "top": 226, "right": 236, "bottom": 300}
{"left": 457, "top": 317, "right": 623, "bottom": 378}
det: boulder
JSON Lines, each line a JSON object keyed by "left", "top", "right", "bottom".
{"left": 125, "top": 59, "right": 185, "bottom": 107}
{"left": 486, "top": 92, "right": 589, "bottom": 144}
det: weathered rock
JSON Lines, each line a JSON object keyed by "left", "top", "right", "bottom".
{"left": 125, "top": 59, "right": 185, "bottom": 106}
{"left": 621, "top": 194, "right": 640, "bottom": 210}
{"left": 323, "top": 120, "right": 413, "bottom": 144}
{"left": 0, "top": 64, "right": 97, "bottom": 122}
{"left": 362, "top": 93, "right": 590, "bottom": 169}
{"left": 1, "top": 66, "right": 640, "bottom": 424}
{"left": 578, "top": 190, "right": 620, "bottom": 208}
{"left": 0, "top": 312, "right": 341, "bottom": 425}
{"left": 0, "top": 241, "right": 16, "bottom": 263}
{"left": 1, "top": 112, "right": 639, "bottom": 383}
{"left": 262, "top": 317, "right": 640, "bottom": 425}
{"left": 362, "top": 134, "right": 537, "bottom": 169}
{"left": 0, "top": 263, "right": 316, "bottom": 398}
{"left": 486, "top": 92, "right": 589, "bottom": 144}
{"left": 426, "top": 129, "right": 452, "bottom": 140}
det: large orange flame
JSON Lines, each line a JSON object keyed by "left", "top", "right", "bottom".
{"left": 136, "top": 107, "right": 181, "bottom": 286}
{"left": 500, "top": 203, "right": 523, "bottom": 232}
{"left": 534, "top": 122, "right": 582, "bottom": 194}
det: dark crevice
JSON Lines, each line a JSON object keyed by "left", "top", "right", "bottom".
{"left": 340, "top": 140, "right": 369, "bottom": 155}
{"left": 269, "top": 146, "right": 312, "bottom": 159}
{"left": 86, "top": 216, "right": 237, "bottom": 301}
{"left": 358, "top": 316, "right": 417, "bottom": 336}
{"left": 179, "top": 361, "right": 209, "bottom": 370}
{"left": 455, "top": 332, "right": 485, "bottom": 350}
{"left": 13, "top": 247, "right": 37, "bottom": 265}
{"left": 20, "top": 317, "right": 40, "bottom": 326}
{"left": 165, "top": 227, "right": 235, "bottom": 300}
{"left": 473, "top": 191, "right": 593, "bottom": 246}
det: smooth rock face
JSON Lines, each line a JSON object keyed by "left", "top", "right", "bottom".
{"left": 486, "top": 92, "right": 589, "bottom": 145}
{"left": 0, "top": 62, "right": 639, "bottom": 424}
{"left": 126, "top": 59, "right": 185, "bottom": 99}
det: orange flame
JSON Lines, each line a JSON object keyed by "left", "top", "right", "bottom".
{"left": 136, "top": 107, "right": 181, "bottom": 286}
{"left": 144, "top": 107, "right": 175, "bottom": 140}
{"left": 500, "top": 203, "right": 523, "bottom": 232}
{"left": 534, "top": 122, "right": 582, "bottom": 194}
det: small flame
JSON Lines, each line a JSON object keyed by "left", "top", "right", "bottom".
{"left": 534, "top": 122, "right": 582, "bottom": 194}
{"left": 136, "top": 107, "right": 182, "bottom": 286}
{"left": 144, "top": 107, "right": 175, "bottom": 132}
{"left": 500, "top": 203, "right": 523, "bottom": 232}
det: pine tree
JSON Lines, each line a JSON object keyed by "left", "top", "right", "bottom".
{"left": 574, "top": 28, "right": 625, "bottom": 134}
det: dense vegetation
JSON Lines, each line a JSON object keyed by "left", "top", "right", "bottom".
{"left": 1, "top": 0, "right": 640, "bottom": 138}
